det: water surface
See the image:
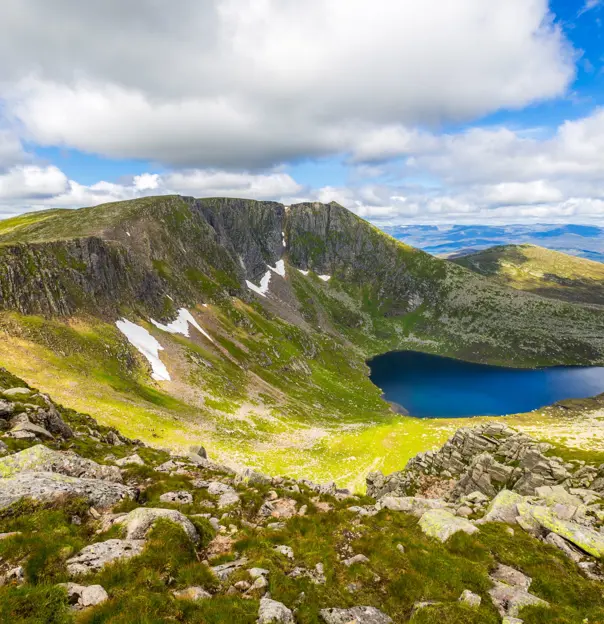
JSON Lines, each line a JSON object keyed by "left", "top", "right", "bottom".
{"left": 368, "top": 350, "right": 604, "bottom": 418}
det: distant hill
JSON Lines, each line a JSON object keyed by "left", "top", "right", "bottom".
{"left": 383, "top": 224, "right": 604, "bottom": 263}
{"left": 453, "top": 244, "right": 604, "bottom": 305}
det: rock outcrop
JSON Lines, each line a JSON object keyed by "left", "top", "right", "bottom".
{"left": 367, "top": 423, "right": 592, "bottom": 500}
{"left": 0, "top": 472, "right": 135, "bottom": 510}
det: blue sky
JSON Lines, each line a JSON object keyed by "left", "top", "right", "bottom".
{"left": 1, "top": 0, "right": 604, "bottom": 224}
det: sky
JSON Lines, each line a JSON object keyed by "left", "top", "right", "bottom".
{"left": 1, "top": 0, "right": 604, "bottom": 225}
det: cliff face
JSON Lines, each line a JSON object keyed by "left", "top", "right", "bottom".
{"left": 0, "top": 237, "right": 163, "bottom": 317}
{"left": 0, "top": 195, "right": 603, "bottom": 367}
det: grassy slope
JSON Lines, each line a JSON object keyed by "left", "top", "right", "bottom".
{"left": 454, "top": 243, "right": 604, "bottom": 305}
{"left": 0, "top": 373, "right": 602, "bottom": 624}
{"left": 0, "top": 199, "right": 603, "bottom": 489}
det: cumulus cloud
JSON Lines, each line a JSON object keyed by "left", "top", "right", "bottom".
{"left": 0, "top": 0, "right": 574, "bottom": 168}
{"left": 0, "top": 168, "right": 304, "bottom": 216}
{"left": 0, "top": 165, "right": 68, "bottom": 199}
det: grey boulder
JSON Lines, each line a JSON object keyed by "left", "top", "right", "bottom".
{"left": 67, "top": 539, "right": 145, "bottom": 575}
{"left": 320, "top": 606, "right": 393, "bottom": 623}
{"left": 0, "top": 472, "right": 135, "bottom": 510}
{"left": 115, "top": 507, "right": 199, "bottom": 543}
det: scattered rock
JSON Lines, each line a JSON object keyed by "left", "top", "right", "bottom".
{"left": 159, "top": 490, "right": 193, "bottom": 505}
{"left": 115, "top": 507, "right": 199, "bottom": 543}
{"left": 67, "top": 539, "right": 145, "bottom": 575}
{"left": 545, "top": 532, "right": 584, "bottom": 563}
{"left": 189, "top": 444, "right": 207, "bottom": 459}
{"left": 115, "top": 454, "right": 145, "bottom": 467}
{"left": 0, "top": 445, "right": 122, "bottom": 482}
{"left": 3, "top": 387, "right": 32, "bottom": 399}
{"left": 418, "top": 509, "right": 479, "bottom": 542}
{"left": 379, "top": 496, "right": 451, "bottom": 517}
{"left": 479, "top": 489, "right": 525, "bottom": 524}
{"left": 344, "top": 554, "right": 369, "bottom": 567}
{"left": 320, "top": 606, "right": 393, "bottom": 623}
{"left": 259, "top": 498, "right": 297, "bottom": 519}
{"left": 0, "top": 472, "right": 135, "bottom": 510}
{"left": 458, "top": 589, "right": 481, "bottom": 608}
{"left": 257, "top": 597, "right": 294, "bottom": 623}
{"left": 206, "top": 534, "right": 234, "bottom": 559}
{"left": 173, "top": 586, "right": 211, "bottom": 601}
{"left": 488, "top": 564, "right": 548, "bottom": 618}
{"left": 274, "top": 545, "right": 294, "bottom": 559}
{"left": 218, "top": 490, "right": 240, "bottom": 508}
{"left": 60, "top": 583, "right": 109, "bottom": 609}
{"left": 211, "top": 557, "right": 247, "bottom": 581}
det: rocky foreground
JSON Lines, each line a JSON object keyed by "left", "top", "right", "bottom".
{"left": 0, "top": 370, "right": 603, "bottom": 623}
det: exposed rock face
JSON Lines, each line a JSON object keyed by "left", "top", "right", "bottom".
{"left": 367, "top": 423, "right": 580, "bottom": 500}
{"left": 319, "top": 606, "right": 393, "bottom": 624}
{"left": 0, "top": 236, "right": 165, "bottom": 317}
{"left": 518, "top": 504, "right": 604, "bottom": 558}
{"left": 66, "top": 539, "right": 145, "bottom": 575}
{"left": 0, "top": 445, "right": 122, "bottom": 482}
{"left": 0, "top": 472, "right": 135, "bottom": 510}
{"left": 0, "top": 391, "right": 73, "bottom": 440}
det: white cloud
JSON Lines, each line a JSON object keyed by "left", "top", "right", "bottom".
{"left": 578, "top": 0, "right": 602, "bottom": 16}
{"left": 0, "top": 0, "right": 574, "bottom": 168}
{"left": 0, "top": 165, "right": 68, "bottom": 199}
{"left": 0, "top": 167, "right": 304, "bottom": 215}
{"left": 0, "top": 131, "right": 26, "bottom": 171}
{"left": 164, "top": 170, "right": 302, "bottom": 197}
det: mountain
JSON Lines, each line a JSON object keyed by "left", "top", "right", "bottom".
{"left": 0, "top": 196, "right": 603, "bottom": 488}
{"left": 384, "top": 224, "right": 604, "bottom": 263}
{"left": 453, "top": 244, "right": 604, "bottom": 305}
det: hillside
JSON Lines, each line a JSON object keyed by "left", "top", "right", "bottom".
{"left": 0, "top": 197, "right": 603, "bottom": 487}
{"left": 0, "top": 370, "right": 602, "bottom": 623}
{"left": 453, "top": 244, "right": 604, "bottom": 305}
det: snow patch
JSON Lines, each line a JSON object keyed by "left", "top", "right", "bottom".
{"left": 151, "top": 308, "right": 214, "bottom": 343}
{"left": 268, "top": 259, "right": 286, "bottom": 277}
{"left": 282, "top": 231, "right": 286, "bottom": 248}
{"left": 318, "top": 274, "right": 331, "bottom": 282}
{"left": 167, "top": 295, "right": 174, "bottom": 301}
{"left": 126, "top": 231, "right": 131, "bottom": 237}
{"left": 116, "top": 319, "right": 171, "bottom": 381}
{"left": 246, "top": 270, "right": 272, "bottom": 297}
{"left": 298, "top": 269, "right": 309, "bottom": 276}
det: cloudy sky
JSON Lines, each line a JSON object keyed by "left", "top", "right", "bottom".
{"left": 1, "top": 0, "right": 604, "bottom": 224}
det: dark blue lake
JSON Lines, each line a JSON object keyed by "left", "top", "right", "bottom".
{"left": 368, "top": 351, "right": 604, "bottom": 418}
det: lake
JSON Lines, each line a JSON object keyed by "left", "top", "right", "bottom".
{"left": 368, "top": 350, "right": 604, "bottom": 418}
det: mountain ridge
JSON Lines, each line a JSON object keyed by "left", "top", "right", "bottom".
{"left": 0, "top": 197, "right": 603, "bottom": 487}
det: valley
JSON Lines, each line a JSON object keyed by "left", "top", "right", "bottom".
{"left": 0, "top": 197, "right": 603, "bottom": 491}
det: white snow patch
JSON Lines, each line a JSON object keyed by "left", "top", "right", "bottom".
{"left": 268, "top": 259, "right": 286, "bottom": 277}
{"left": 246, "top": 270, "right": 272, "bottom": 297}
{"left": 126, "top": 231, "right": 131, "bottom": 237}
{"left": 116, "top": 319, "right": 171, "bottom": 381}
{"left": 202, "top": 303, "right": 208, "bottom": 307}
{"left": 167, "top": 295, "right": 174, "bottom": 301}
{"left": 298, "top": 269, "right": 309, "bottom": 276}
{"left": 151, "top": 308, "right": 214, "bottom": 343}
{"left": 318, "top": 274, "right": 331, "bottom": 282}
{"left": 282, "top": 231, "right": 286, "bottom": 248}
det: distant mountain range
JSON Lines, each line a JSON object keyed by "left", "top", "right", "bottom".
{"left": 382, "top": 224, "right": 604, "bottom": 263}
